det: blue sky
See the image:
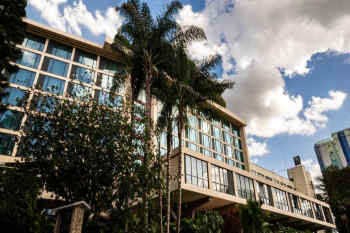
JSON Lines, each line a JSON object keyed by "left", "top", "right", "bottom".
{"left": 26, "top": 0, "right": 350, "bottom": 182}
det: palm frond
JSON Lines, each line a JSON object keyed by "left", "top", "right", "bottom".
{"left": 172, "top": 25, "right": 207, "bottom": 48}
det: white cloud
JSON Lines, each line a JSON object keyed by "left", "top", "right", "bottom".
{"left": 29, "top": 0, "right": 123, "bottom": 38}
{"left": 247, "top": 137, "right": 269, "bottom": 157}
{"left": 177, "top": 1, "right": 349, "bottom": 138}
{"left": 302, "top": 159, "right": 323, "bottom": 189}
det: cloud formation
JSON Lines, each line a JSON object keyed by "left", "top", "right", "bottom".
{"left": 247, "top": 137, "right": 269, "bottom": 157}
{"left": 29, "top": 0, "right": 122, "bottom": 38}
{"left": 177, "top": 1, "right": 349, "bottom": 140}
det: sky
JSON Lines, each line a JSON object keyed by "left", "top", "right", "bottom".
{"left": 26, "top": 0, "right": 350, "bottom": 184}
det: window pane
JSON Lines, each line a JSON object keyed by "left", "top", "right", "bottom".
{"left": 0, "top": 133, "right": 16, "bottom": 155}
{"left": 74, "top": 49, "right": 97, "bottom": 67}
{"left": 96, "top": 73, "right": 124, "bottom": 93}
{"left": 32, "top": 95, "right": 58, "bottom": 113}
{"left": 9, "top": 68, "right": 35, "bottom": 87}
{"left": 232, "top": 126, "right": 240, "bottom": 137}
{"left": 0, "top": 109, "right": 23, "bottom": 130}
{"left": 2, "top": 87, "right": 27, "bottom": 107}
{"left": 67, "top": 83, "right": 92, "bottom": 100}
{"left": 41, "top": 57, "right": 69, "bottom": 77}
{"left": 46, "top": 40, "right": 72, "bottom": 59}
{"left": 36, "top": 75, "right": 65, "bottom": 95}
{"left": 94, "top": 90, "right": 122, "bottom": 108}
{"left": 22, "top": 33, "right": 45, "bottom": 51}
{"left": 200, "top": 119, "right": 210, "bottom": 134}
{"left": 17, "top": 50, "right": 41, "bottom": 68}
{"left": 70, "top": 65, "right": 94, "bottom": 84}
{"left": 99, "top": 57, "right": 123, "bottom": 74}
{"left": 212, "top": 126, "right": 221, "bottom": 138}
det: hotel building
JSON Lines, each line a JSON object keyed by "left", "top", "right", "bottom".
{"left": 315, "top": 128, "right": 350, "bottom": 171}
{"left": 0, "top": 18, "right": 336, "bottom": 232}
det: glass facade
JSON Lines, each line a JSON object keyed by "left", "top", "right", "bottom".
{"left": 74, "top": 49, "right": 97, "bottom": 67}
{"left": 9, "top": 68, "right": 36, "bottom": 87}
{"left": 236, "top": 174, "right": 255, "bottom": 200}
{"left": 0, "top": 110, "right": 23, "bottom": 131}
{"left": 94, "top": 90, "right": 122, "bottom": 108}
{"left": 46, "top": 40, "right": 72, "bottom": 60}
{"left": 0, "top": 133, "right": 16, "bottom": 155}
{"left": 67, "top": 83, "right": 92, "bottom": 100}
{"left": 211, "top": 165, "right": 234, "bottom": 195}
{"left": 70, "top": 65, "right": 94, "bottom": 84}
{"left": 185, "top": 154, "right": 209, "bottom": 188}
{"left": 96, "top": 73, "right": 123, "bottom": 93}
{"left": 2, "top": 87, "right": 27, "bottom": 107}
{"left": 99, "top": 57, "right": 122, "bottom": 74}
{"left": 41, "top": 57, "right": 69, "bottom": 77}
{"left": 300, "top": 198, "right": 314, "bottom": 218}
{"left": 22, "top": 33, "right": 45, "bottom": 51}
{"left": 256, "top": 182, "right": 273, "bottom": 206}
{"left": 272, "top": 188, "right": 289, "bottom": 211}
{"left": 36, "top": 75, "right": 65, "bottom": 95}
{"left": 17, "top": 50, "right": 41, "bottom": 68}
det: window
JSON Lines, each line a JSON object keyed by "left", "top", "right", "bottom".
{"left": 9, "top": 68, "right": 35, "bottom": 87}
{"left": 32, "top": 95, "right": 58, "bottom": 113}
{"left": 232, "top": 125, "right": 240, "bottom": 137}
{"left": 200, "top": 147, "right": 211, "bottom": 157}
{"left": 94, "top": 90, "right": 122, "bottom": 108}
{"left": 222, "top": 121, "right": 231, "bottom": 131}
{"left": 200, "top": 119, "right": 210, "bottom": 134}
{"left": 41, "top": 57, "right": 69, "bottom": 77}
{"left": 236, "top": 163, "right": 245, "bottom": 170}
{"left": 67, "top": 83, "right": 92, "bottom": 100}
{"left": 223, "top": 131, "right": 232, "bottom": 144}
{"left": 186, "top": 142, "right": 198, "bottom": 152}
{"left": 96, "top": 73, "right": 124, "bottom": 93}
{"left": 289, "top": 194, "right": 302, "bottom": 214}
{"left": 74, "top": 49, "right": 97, "bottom": 67}
{"left": 256, "top": 182, "right": 273, "bottom": 206}
{"left": 172, "top": 136, "right": 179, "bottom": 149}
{"left": 99, "top": 57, "right": 123, "bottom": 74}
{"left": 300, "top": 198, "right": 314, "bottom": 218}
{"left": 0, "top": 109, "right": 23, "bottom": 131}
{"left": 212, "top": 126, "right": 221, "bottom": 138}
{"left": 0, "top": 133, "right": 16, "bottom": 155}
{"left": 200, "top": 133, "right": 211, "bottom": 148}
{"left": 212, "top": 117, "right": 221, "bottom": 126}
{"left": 36, "top": 75, "right": 65, "bottom": 95}
{"left": 186, "top": 127, "right": 198, "bottom": 143}
{"left": 235, "top": 150, "right": 244, "bottom": 163}
{"left": 225, "top": 145, "right": 234, "bottom": 159}
{"left": 46, "top": 40, "right": 72, "bottom": 59}
{"left": 159, "top": 132, "right": 167, "bottom": 147}
{"left": 211, "top": 165, "right": 234, "bottom": 195}
{"left": 17, "top": 50, "right": 41, "bottom": 68}
{"left": 22, "top": 33, "right": 45, "bottom": 51}
{"left": 272, "top": 188, "right": 289, "bottom": 211}
{"left": 2, "top": 87, "right": 27, "bottom": 107}
{"left": 236, "top": 174, "right": 255, "bottom": 200}
{"left": 322, "top": 206, "right": 334, "bottom": 224}
{"left": 70, "top": 65, "right": 94, "bottom": 84}
{"left": 234, "top": 137, "right": 242, "bottom": 149}
{"left": 212, "top": 139, "right": 222, "bottom": 154}
{"left": 185, "top": 154, "right": 208, "bottom": 188}
{"left": 188, "top": 115, "right": 198, "bottom": 128}
{"left": 215, "top": 153, "right": 224, "bottom": 162}
{"left": 313, "top": 203, "right": 324, "bottom": 221}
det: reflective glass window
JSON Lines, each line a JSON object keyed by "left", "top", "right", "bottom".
{"left": 99, "top": 57, "right": 123, "bottom": 74}
{"left": 186, "top": 141, "right": 198, "bottom": 152}
{"left": 223, "top": 131, "right": 232, "bottom": 144}
{"left": 46, "top": 40, "right": 72, "bottom": 59}
{"left": 96, "top": 73, "right": 124, "bottom": 93}
{"left": 172, "top": 136, "right": 179, "bottom": 149}
{"left": 200, "top": 119, "right": 210, "bottom": 134}
{"left": 41, "top": 57, "right": 69, "bottom": 77}
{"left": 212, "top": 126, "right": 221, "bottom": 138}
{"left": 200, "top": 133, "right": 211, "bottom": 148}
{"left": 186, "top": 127, "right": 198, "bottom": 143}
{"left": 235, "top": 150, "right": 244, "bottom": 163}
{"left": 188, "top": 115, "right": 198, "bottom": 128}
{"left": 94, "top": 90, "right": 122, "bottom": 108}
{"left": 70, "top": 65, "right": 94, "bottom": 84}
{"left": 74, "top": 49, "right": 97, "bottom": 67}
{"left": 0, "top": 133, "right": 16, "bottom": 155}
{"left": 225, "top": 145, "right": 234, "bottom": 159}
{"left": 185, "top": 154, "right": 208, "bottom": 188}
{"left": 36, "top": 75, "right": 65, "bottom": 95}
{"left": 212, "top": 139, "right": 222, "bottom": 153}
{"left": 0, "top": 109, "right": 23, "bottom": 130}
{"left": 232, "top": 125, "right": 240, "bottom": 137}
{"left": 2, "top": 87, "right": 27, "bottom": 107}
{"left": 211, "top": 165, "right": 234, "bottom": 195}
{"left": 272, "top": 188, "right": 290, "bottom": 211}
{"left": 200, "top": 147, "right": 211, "bottom": 157}
{"left": 9, "top": 68, "right": 35, "bottom": 87}
{"left": 17, "top": 50, "right": 41, "bottom": 68}
{"left": 160, "top": 132, "right": 167, "bottom": 147}
{"left": 67, "top": 83, "right": 92, "bottom": 100}
{"left": 32, "top": 95, "right": 58, "bottom": 113}
{"left": 22, "top": 33, "right": 45, "bottom": 51}
{"left": 215, "top": 153, "right": 224, "bottom": 162}
{"left": 236, "top": 174, "right": 255, "bottom": 200}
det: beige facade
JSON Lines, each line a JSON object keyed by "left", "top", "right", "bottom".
{"left": 0, "top": 19, "right": 336, "bottom": 231}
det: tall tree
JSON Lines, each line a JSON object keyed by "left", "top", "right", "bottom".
{"left": 0, "top": 0, "right": 26, "bottom": 111}
{"left": 112, "top": 1, "right": 207, "bottom": 229}
{"left": 239, "top": 200, "right": 271, "bottom": 233}
{"left": 318, "top": 166, "right": 350, "bottom": 233}
{"left": 156, "top": 46, "right": 233, "bottom": 233}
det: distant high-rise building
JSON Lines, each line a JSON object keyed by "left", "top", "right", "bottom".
{"left": 314, "top": 128, "right": 350, "bottom": 171}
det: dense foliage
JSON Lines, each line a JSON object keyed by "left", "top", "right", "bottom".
{"left": 180, "top": 211, "right": 224, "bottom": 233}
{"left": 318, "top": 166, "right": 350, "bottom": 233}
{"left": 0, "top": 0, "right": 26, "bottom": 110}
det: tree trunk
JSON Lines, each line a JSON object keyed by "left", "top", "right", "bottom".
{"left": 176, "top": 107, "right": 184, "bottom": 233}
{"left": 166, "top": 117, "right": 173, "bottom": 233}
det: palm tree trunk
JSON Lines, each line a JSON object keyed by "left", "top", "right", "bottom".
{"left": 176, "top": 107, "right": 184, "bottom": 233}
{"left": 166, "top": 118, "right": 173, "bottom": 233}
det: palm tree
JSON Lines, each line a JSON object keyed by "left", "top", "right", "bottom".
{"left": 239, "top": 200, "right": 271, "bottom": 233}
{"left": 155, "top": 45, "right": 233, "bottom": 233}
